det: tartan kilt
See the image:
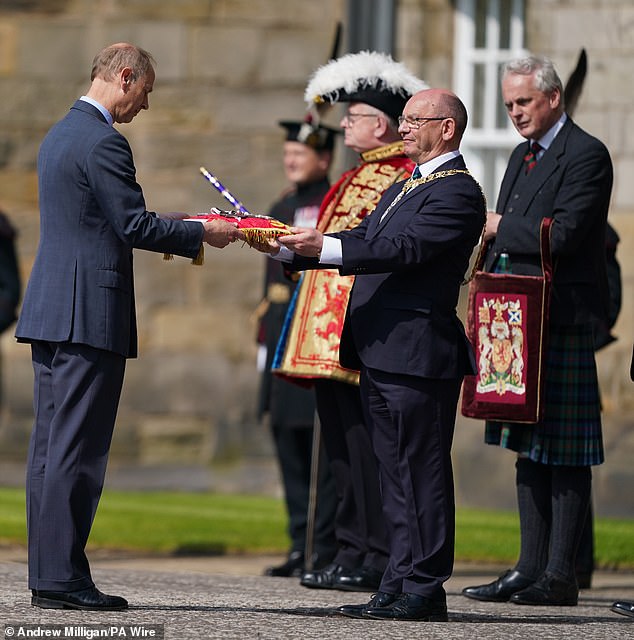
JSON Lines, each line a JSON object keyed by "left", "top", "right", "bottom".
{"left": 484, "top": 324, "right": 604, "bottom": 466}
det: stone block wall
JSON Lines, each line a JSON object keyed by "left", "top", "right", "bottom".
{"left": 0, "top": 0, "right": 347, "bottom": 466}
{"left": 0, "top": 1, "right": 632, "bottom": 514}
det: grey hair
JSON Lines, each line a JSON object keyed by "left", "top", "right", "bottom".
{"left": 91, "top": 43, "right": 155, "bottom": 83}
{"left": 502, "top": 55, "right": 563, "bottom": 97}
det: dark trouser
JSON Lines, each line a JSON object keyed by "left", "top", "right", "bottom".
{"left": 271, "top": 423, "right": 337, "bottom": 560}
{"left": 361, "top": 367, "right": 461, "bottom": 598}
{"left": 26, "top": 341, "right": 125, "bottom": 591}
{"left": 313, "top": 378, "right": 388, "bottom": 572}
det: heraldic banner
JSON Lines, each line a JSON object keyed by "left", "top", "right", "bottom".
{"left": 461, "top": 218, "right": 553, "bottom": 424}
{"left": 273, "top": 268, "right": 360, "bottom": 386}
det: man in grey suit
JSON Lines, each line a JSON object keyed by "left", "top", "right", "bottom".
{"left": 16, "top": 43, "right": 238, "bottom": 611}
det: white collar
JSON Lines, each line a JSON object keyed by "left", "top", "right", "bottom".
{"left": 415, "top": 149, "right": 461, "bottom": 178}
{"left": 533, "top": 113, "right": 567, "bottom": 151}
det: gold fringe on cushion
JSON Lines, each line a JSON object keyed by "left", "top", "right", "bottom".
{"left": 241, "top": 228, "right": 290, "bottom": 247}
{"left": 162, "top": 244, "right": 204, "bottom": 265}
{"left": 192, "top": 244, "right": 204, "bottom": 265}
{"left": 163, "top": 226, "right": 289, "bottom": 263}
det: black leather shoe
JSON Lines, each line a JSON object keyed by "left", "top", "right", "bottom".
{"left": 264, "top": 551, "right": 304, "bottom": 577}
{"left": 510, "top": 572, "right": 578, "bottom": 606}
{"left": 300, "top": 563, "right": 350, "bottom": 589}
{"left": 32, "top": 587, "right": 128, "bottom": 611}
{"left": 462, "top": 569, "right": 535, "bottom": 602}
{"left": 334, "top": 565, "right": 383, "bottom": 592}
{"left": 611, "top": 601, "right": 634, "bottom": 618}
{"left": 363, "top": 592, "right": 448, "bottom": 621}
{"left": 338, "top": 591, "right": 397, "bottom": 619}
{"left": 576, "top": 572, "right": 592, "bottom": 589}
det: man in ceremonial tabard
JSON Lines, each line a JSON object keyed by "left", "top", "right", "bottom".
{"left": 274, "top": 51, "right": 427, "bottom": 592}
{"left": 257, "top": 117, "right": 339, "bottom": 578}
{"left": 462, "top": 55, "right": 613, "bottom": 607}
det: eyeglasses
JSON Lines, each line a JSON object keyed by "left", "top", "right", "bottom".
{"left": 397, "top": 115, "right": 448, "bottom": 129}
{"left": 342, "top": 112, "right": 378, "bottom": 126}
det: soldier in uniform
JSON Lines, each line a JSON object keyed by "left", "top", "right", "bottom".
{"left": 274, "top": 51, "right": 427, "bottom": 592}
{"left": 257, "top": 118, "right": 339, "bottom": 577}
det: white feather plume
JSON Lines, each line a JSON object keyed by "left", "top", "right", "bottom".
{"left": 304, "top": 50, "right": 427, "bottom": 106}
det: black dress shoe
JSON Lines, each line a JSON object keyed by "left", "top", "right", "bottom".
{"left": 334, "top": 565, "right": 383, "bottom": 592}
{"left": 264, "top": 551, "right": 304, "bottom": 577}
{"left": 462, "top": 569, "right": 535, "bottom": 602}
{"left": 363, "top": 592, "right": 448, "bottom": 621}
{"left": 338, "top": 591, "right": 397, "bottom": 619}
{"left": 611, "top": 601, "right": 634, "bottom": 618}
{"left": 576, "top": 572, "right": 592, "bottom": 589}
{"left": 32, "top": 587, "right": 128, "bottom": 611}
{"left": 300, "top": 563, "right": 350, "bottom": 589}
{"left": 510, "top": 572, "right": 578, "bottom": 606}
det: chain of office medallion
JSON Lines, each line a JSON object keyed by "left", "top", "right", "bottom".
{"left": 378, "top": 168, "right": 488, "bottom": 284}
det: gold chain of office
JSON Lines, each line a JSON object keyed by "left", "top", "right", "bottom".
{"left": 382, "top": 169, "right": 486, "bottom": 220}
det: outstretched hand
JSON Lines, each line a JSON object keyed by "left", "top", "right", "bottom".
{"left": 277, "top": 227, "right": 324, "bottom": 258}
{"left": 202, "top": 218, "right": 241, "bottom": 248}
{"left": 248, "top": 237, "right": 281, "bottom": 255}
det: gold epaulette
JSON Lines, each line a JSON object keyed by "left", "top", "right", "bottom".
{"left": 361, "top": 141, "right": 405, "bottom": 162}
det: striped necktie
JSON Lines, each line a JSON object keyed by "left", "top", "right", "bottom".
{"left": 523, "top": 141, "right": 542, "bottom": 174}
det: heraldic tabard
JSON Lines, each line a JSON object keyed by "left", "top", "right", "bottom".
{"left": 273, "top": 142, "right": 414, "bottom": 385}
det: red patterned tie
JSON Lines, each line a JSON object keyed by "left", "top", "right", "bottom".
{"left": 523, "top": 141, "right": 542, "bottom": 174}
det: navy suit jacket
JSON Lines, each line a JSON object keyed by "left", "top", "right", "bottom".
{"left": 296, "top": 155, "right": 485, "bottom": 380}
{"left": 16, "top": 100, "right": 204, "bottom": 358}
{"left": 484, "top": 118, "right": 613, "bottom": 326}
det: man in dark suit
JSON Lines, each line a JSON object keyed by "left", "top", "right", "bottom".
{"left": 261, "top": 87, "right": 486, "bottom": 621}
{"left": 273, "top": 52, "right": 425, "bottom": 594}
{"left": 462, "top": 55, "right": 612, "bottom": 607}
{"left": 257, "top": 118, "right": 338, "bottom": 577}
{"left": 15, "top": 43, "right": 238, "bottom": 611}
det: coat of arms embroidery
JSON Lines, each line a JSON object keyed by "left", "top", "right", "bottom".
{"left": 475, "top": 293, "right": 527, "bottom": 401}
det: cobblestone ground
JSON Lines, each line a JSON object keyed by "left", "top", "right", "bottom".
{"left": 1, "top": 550, "right": 634, "bottom": 639}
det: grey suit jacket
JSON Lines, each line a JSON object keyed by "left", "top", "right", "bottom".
{"left": 16, "top": 100, "right": 204, "bottom": 358}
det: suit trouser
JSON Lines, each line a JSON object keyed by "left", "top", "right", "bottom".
{"left": 313, "top": 379, "right": 389, "bottom": 572}
{"left": 360, "top": 367, "right": 461, "bottom": 598}
{"left": 26, "top": 341, "right": 125, "bottom": 591}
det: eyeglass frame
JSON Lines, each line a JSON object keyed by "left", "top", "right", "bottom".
{"left": 341, "top": 111, "right": 379, "bottom": 126}
{"left": 397, "top": 115, "right": 449, "bottom": 129}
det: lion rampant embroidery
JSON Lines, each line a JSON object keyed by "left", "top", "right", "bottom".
{"left": 314, "top": 282, "right": 349, "bottom": 350}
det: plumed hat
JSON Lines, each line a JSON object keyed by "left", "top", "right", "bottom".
{"left": 278, "top": 115, "right": 339, "bottom": 151}
{"left": 304, "top": 50, "right": 427, "bottom": 121}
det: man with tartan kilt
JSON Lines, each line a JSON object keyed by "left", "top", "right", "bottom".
{"left": 462, "top": 55, "right": 613, "bottom": 607}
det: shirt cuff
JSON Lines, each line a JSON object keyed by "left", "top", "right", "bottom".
{"left": 271, "top": 245, "right": 295, "bottom": 262}
{"left": 319, "top": 236, "right": 343, "bottom": 265}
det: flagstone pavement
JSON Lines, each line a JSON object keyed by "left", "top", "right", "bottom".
{"left": 1, "top": 547, "right": 633, "bottom": 639}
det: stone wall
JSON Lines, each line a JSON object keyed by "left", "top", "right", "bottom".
{"left": 0, "top": 0, "right": 348, "bottom": 465}
{"left": 0, "top": 0, "right": 632, "bottom": 514}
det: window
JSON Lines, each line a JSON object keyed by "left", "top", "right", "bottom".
{"left": 453, "top": 0, "right": 527, "bottom": 205}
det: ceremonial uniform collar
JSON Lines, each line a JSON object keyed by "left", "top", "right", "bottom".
{"left": 361, "top": 141, "right": 405, "bottom": 162}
